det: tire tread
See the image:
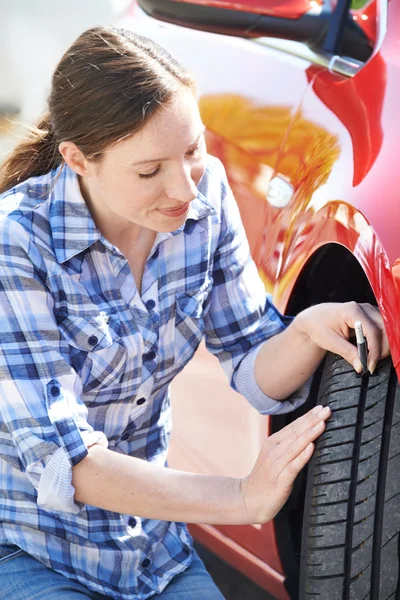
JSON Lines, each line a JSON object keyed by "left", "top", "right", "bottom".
{"left": 299, "top": 355, "right": 400, "bottom": 600}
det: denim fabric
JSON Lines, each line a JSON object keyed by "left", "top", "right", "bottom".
{"left": 0, "top": 545, "right": 224, "bottom": 600}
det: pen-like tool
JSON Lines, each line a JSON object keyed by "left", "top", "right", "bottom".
{"left": 354, "top": 320, "right": 368, "bottom": 375}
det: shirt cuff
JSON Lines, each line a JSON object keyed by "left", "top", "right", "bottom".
{"left": 37, "top": 431, "right": 108, "bottom": 516}
{"left": 234, "top": 344, "right": 312, "bottom": 415}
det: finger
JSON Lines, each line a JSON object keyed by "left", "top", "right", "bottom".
{"left": 353, "top": 317, "right": 381, "bottom": 375}
{"left": 337, "top": 302, "right": 383, "bottom": 373}
{"left": 314, "top": 326, "right": 363, "bottom": 372}
{"left": 278, "top": 442, "right": 315, "bottom": 484}
{"left": 268, "top": 414, "right": 327, "bottom": 470}
{"left": 318, "top": 303, "right": 380, "bottom": 373}
{"left": 271, "top": 405, "right": 331, "bottom": 446}
{"left": 379, "top": 332, "right": 391, "bottom": 361}
{"left": 273, "top": 417, "right": 326, "bottom": 474}
{"left": 361, "top": 304, "right": 391, "bottom": 368}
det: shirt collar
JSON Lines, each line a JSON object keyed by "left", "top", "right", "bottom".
{"left": 49, "top": 164, "right": 217, "bottom": 264}
{"left": 163, "top": 188, "right": 217, "bottom": 241}
{"left": 186, "top": 186, "right": 217, "bottom": 222}
{"left": 174, "top": 165, "right": 218, "bottom": 233}
{"left": 49, "top": 164, "right": 101, "bottom": 264}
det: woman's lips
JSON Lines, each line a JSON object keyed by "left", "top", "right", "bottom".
{"left": 157, "top": 203, "right": 190, "bottom": 218}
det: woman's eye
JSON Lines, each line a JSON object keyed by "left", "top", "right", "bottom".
{"left": 187, "top": 135, "right": 205, "bottom": 157}
{"left": 139, "top": 165, "right": 161, "bottom": 179}
{"left": 186, "top": 147, "right": 198, "bottom": 157}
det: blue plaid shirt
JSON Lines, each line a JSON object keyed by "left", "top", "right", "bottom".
{"left": 0, "top": 156, "right": 308, "bottom": 599}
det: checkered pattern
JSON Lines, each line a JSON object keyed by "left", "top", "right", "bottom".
{"left": 0, "top": 156, "right": 307, "bottom": 599}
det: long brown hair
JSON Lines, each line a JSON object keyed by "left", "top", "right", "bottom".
{"left": 0, "top": 27, "right": 196, "bottom": 194}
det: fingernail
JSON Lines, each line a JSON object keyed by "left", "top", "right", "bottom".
{"left": 318, "top": 406, "right": 330, "bottom": 418}
{"left": 313, "top": 405, "right": 323, "bottom": 414}
{"left": 353, "top": 359, "right": 363, "bottom": 374}
{"left": 368, "top": 362, "right": 375, "bottom": 375}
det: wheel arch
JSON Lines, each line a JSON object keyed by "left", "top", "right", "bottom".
{"left": 285, "top": 242, "right": 376, "bottom": 315}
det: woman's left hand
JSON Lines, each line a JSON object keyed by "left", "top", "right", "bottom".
{"left": 294, "top": 302, "right": 390, "bottom": 374}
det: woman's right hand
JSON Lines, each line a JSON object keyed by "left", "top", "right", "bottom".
{"left": 240, "top": 404, "right": 331, "bottom": 524}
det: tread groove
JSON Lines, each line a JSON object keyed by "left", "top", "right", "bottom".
{"left": 343, "top": 375, "right": 368, "bottom": 600}
{"left": 382, "top": 530, "right": 400, "bottom": 550}
{"left": 370, "top": 367, "right": 397, "bottom": 598}
{"left": 313, "top": 477, "right": 352, "bottom": 488}
{"left": 352, "top": 530, "right": 373, "bottom": 551}
{"left": 308, "top": 573, "right": 345, "bottom": 580}
{"left": 309, "top": 518, "right": 348, "bottom": 527}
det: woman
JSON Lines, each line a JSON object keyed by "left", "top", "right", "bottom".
{"left": 0, "top": 27, "right": 388, "bottom": 600}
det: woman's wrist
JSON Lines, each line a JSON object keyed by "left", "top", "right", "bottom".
{"left": 254, "top": 315, "right": 325, "bottom": 401}
{"left": 292, "top": 307, "right": 319, "bottom": 341}
{"left": 291, "top": 309, "right": 328, "bottom": 359}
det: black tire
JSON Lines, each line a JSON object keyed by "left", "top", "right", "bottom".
{"left": 299, "top": 353, "right": 400, "bottom": 600}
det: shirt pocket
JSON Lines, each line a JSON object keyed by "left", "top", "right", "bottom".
{"left": 57, "top": 313, "right": 127, "bottom": 394}
{"left": 174, "top": 277, "right": 213, "bottom": 366}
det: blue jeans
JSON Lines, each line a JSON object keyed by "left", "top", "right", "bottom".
{"left": 0, "top": 544, "right": 225, "bottom": 600}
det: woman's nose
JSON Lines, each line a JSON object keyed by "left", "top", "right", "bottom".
{"left": 165, "top": 165, "right": 198, "bottom": 204}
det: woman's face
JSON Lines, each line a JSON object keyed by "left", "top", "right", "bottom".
{"left": 80, "top": 86, "right": 207, "bottom": 238}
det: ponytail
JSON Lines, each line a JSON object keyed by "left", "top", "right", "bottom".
{"left": 0, "top": 112, "right": 62, "bottom": 194}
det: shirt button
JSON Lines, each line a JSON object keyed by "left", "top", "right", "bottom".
{"left": 143, "top": 350, "right": 156, "bottom": 362}
{"left": 141, "top": 558, "right": 151, "bottom": 569}
{"left": 88, "top": 335, "right": 98, "bottom": 346}
{"left": 121, "top": 432, "right": 130, "bottom": 441}
{"left": 136, "top": 397, "right": 146, "bottom": 406}
{"left": 145, "top": 299, "right": 155, "bottom": 311}
{"left": 50, "top": 386, "right": 60, "bottom": 397}
{"left": 128, "top": 517, "right": 136, "bottom": 528}
{"left": 184, "top": 219, "right": 196, "bottom": 234}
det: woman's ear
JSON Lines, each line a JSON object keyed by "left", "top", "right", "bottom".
{"left": 58, "top": 141, "right": 91, "bottom": 176}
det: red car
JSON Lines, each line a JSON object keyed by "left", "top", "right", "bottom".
{"left": 119, "top": 1, "right": 400, "bottom": 598}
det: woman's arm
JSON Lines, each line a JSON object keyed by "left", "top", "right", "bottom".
{"left": 198, "top": 161, "right": 389, "bottom": 408}
{"left": 73, "top": 444, "right": 244, "bottom": 524}
{"left": 72, "top": 404, "right": 331, "bottom": 525}
{"left": 255, "top": 302, "right": 390, "bottom": 401}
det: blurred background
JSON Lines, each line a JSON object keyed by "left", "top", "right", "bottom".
{"left": 0, "top": 0, "right": 130, "bottom": 157}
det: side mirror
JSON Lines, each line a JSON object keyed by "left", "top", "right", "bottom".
{"left": 138, "top": 0, "right": 371, "bottom": 62}
{"left": 154, "top": 0, "right": 323, "bottom": 21}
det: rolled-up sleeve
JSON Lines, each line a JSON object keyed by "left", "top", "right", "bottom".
{"left": 203, "top": 161, "right": 310, "bottom": 414}
{"left": 0, "top": 218, "right": 107, "bottom": 515}
{"left": 234, "top": 344, "right": 312, "bottom": 414}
